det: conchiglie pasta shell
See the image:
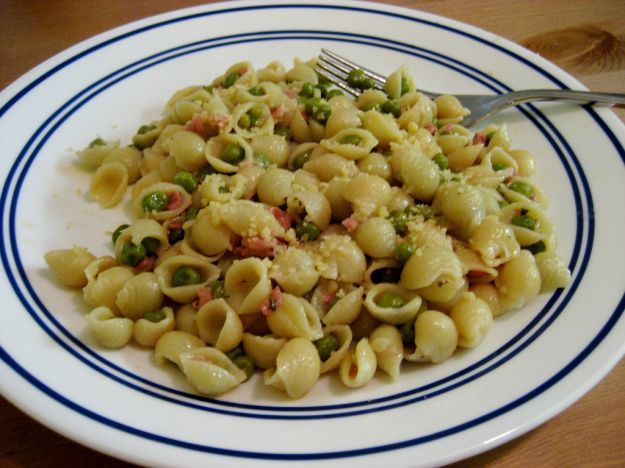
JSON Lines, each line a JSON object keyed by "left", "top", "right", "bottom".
{"left": 76, "top": 139, "right": 119, "bottom": 168}
{"left": 534, "top": 251, "right": 572, "bottom": 293}
{"left": 342, "top": 173, "right": 391, "bottom": 216}
{"left": 322, "top": 287, "right": 363, "bottom": 326}
{"left": 364, "top": 283, "right": 422, "bottom": 325}
{"left": 101, "top": 146, "right": 142, "bottom": 183}
{"left": 218, "top": 200, "right": 285, "bottom": 239}
{"left": 469, "top": 215, "right": 521, "bottom": 268}
{"left": 90, "top": 162, "right": 128, "bottom": 208}
{"left": 266, "top": 293, "right": 323, "bottom": 340}
{"left": 224, "top": 257, "right": 272, "bottom": 315}
{"left": 338, "top": 338, "right": 377, "bottom": 388}
{"left": 495, "top": 250, "right": 541, "bottom": 312}
{"left": 116, "top": 272, "right": 164, "bottom": 320}
{"left": 86, "top": 306, "right": 133, "bottom": 348}
{"left": 264, "top": 337, "right": 320, "bottom": 399}
{"left": 320, "top": 128, "right": 379, "bottom": 160}
{"left": 133, "top": 306, "right": 176, "bottom": 347}
{"left": 83, "top": 266, "right": 134, "bottom": 313}
{"left": 44, "top": 246, "right": 96, "bottom": 288}
{"left": 370, "top": 324, "right": 403, "bottom": 380}
{"left": 269, "top": 247, "right": 319, "bottom": 296}
{"left": 242, "top": 333, "right": 287, "bottom": 370}
{"left": 257, "top": 167, "right": 294, "bottom": 206}
{"left": 180, "top": 347, "right": 247, "bottom": 396}
{"left": 405, "top": 310, "right": 458, "bottom": 363}
{"left": 361, "top": 110, "right": 403, "bottom": 146}
{"left": 196, "top": 298, "right": 243, "bottom": 352}
{"left": 303, "top": 153, "right": 358, "bottom": 182}
{"left": 154, "top": 330, "right": 205, "bottom": 369}
{"left": 154, "top": 255, "right": 220, "bottom": 303}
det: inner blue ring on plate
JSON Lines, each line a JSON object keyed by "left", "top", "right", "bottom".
{"left": 0, "top": 3, "right": 617, "bottom": 459}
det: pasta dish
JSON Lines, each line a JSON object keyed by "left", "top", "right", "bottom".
{"left": 44, "top": 57, "right": 571, "bottom": 399}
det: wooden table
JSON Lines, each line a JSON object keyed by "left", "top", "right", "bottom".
{"left": 1, "top": 0, "right": 624, "bottom": 466}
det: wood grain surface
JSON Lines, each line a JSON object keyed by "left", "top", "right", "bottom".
{"left": 1, "top": 1, "right": 624, "bottom": 466}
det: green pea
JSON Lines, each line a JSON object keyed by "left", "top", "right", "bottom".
{"left": 121, "top": 242, "right": 146, "bottom": 266}
{"left": 295, "top": 220, "right": 321, "bottom": 241}
{"left": 274, "top": 126, "right": 291, "bottom": 138}
{"left": 388, "top": 209, "right": 408, "bottom": 234}
{"left": 314, "top": 334, "right": 339, "bottom": 361}
{"left": 432, "top": 152, "right": 449, "bottom": 170}
{"left": 303, "top": 96, "right": 321, "bottom": 113}
{"left": 511, "top": 214, "right": 536, "bottom": 230}
{"left": 233, "top": 355, "right": 255, "bottom": 380}
{"left": 326, "top": 88, "right": 344, "bottom": 99}
{"left": 137, "top": 124, "right": 156, "bottom": 135}
{"left": 394, "top": 242, "right": 416, "bottom": 263}
{"left": 248, "top": 85, "right": 265, "bottom": 96}
{"left": 378, "top": 292, "right": 405, "bottom": 308}
{"left": 361, "top": 77, "right": 376, "bottom": 90}
{"left": 292, "top": 149, "right": 312, "bottom": 169}
{"left": 347, "top": 69, "right": 366, "bottom": 88}
{"left": 174, "top": 171, "right": 198, "bottom": 193}
{"left": 209, "top": 279, "right": 226, "bottom": 298}
{"left": 223, "top": 71, "right": 240, "bottom": 88}
{"left": 221, "top": 143, "right": 245, "bottom": 165}
{"left": 237, "top": 113, "right": 251, "bottom": 129}
{"left": 508, "top": 180, "right": 534, "bottom": 199}
{"left": 254, "top": 153, "right": 271, "bottom": 169}
{"left": 186, "top": 207, "right": 199, "bottom": 221}
{"left": 302, "top": 98, "right": 332, "bottom": 122}
{"left": 313, "top": 104, "right": 331, "bottom": 122}
{"left": 299, "top": 82, "right": 316, "bottom": 98}
{"left": 142, "top": 237, "right": 160, "bottom": 255}
{"left": 88, "top": 137, "right": 105, "bottom": 148}
{"left": 525, "top": 240, "right": 546, "bottom": 255}
{"left": 339, "top": 134, "right": 362, "bottom": 146}
{"left": 171, "top": 266, "right": 202, "bottom": 287}
{"left": 492, "top": 162, "right": 508, "bottom": 171}
{"left": 371, "top": 267, "right": 401, "bottom": 284}
{"left": 111, "top": 224, "right": 129, "bottom": 246}
{"left": 168, "top": 229, "right": 185, "bottom": 244}
{"left": 247, "top": 108, "right": 264, "bottom": 127}
{"left": 400, "top": 76, "right": 410, "bottom": 95}
{"left": 381, "top": 99, "right": 400, "bottom": 117}
{"left": 398, "top": 320, "right": 415, "bottom": 345}
{"left": 142, "top": 191, "right": 169, "bottom": 212}
{"left": 143, "top": 310, "right": 166, "bottom": 323}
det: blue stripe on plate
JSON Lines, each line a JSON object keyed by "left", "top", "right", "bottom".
{"left": 0, "top": 1, "right": 620, "bottom": 459}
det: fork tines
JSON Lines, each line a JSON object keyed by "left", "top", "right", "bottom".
{"left": 316, "top": 48, "right": 386, "bottom": 96}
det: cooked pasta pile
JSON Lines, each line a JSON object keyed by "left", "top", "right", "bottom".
{"left": 45, "top": 57, "right": 572, "bottom": 399}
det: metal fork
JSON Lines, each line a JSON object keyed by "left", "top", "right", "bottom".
{"left": 316, "top": 48, "right": 625, "bottom": 127}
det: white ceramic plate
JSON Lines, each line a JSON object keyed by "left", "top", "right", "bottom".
{"left": 1, "top": 1, "right": 624, "bottom": 466}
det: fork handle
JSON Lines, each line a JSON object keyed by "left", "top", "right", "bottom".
{"left": 507, "top": 89, "right": 625, "bottom": 107}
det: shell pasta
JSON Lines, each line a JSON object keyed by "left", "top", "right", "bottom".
{"left": 45, "top": 57, "right": 571, "bottom": 399}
